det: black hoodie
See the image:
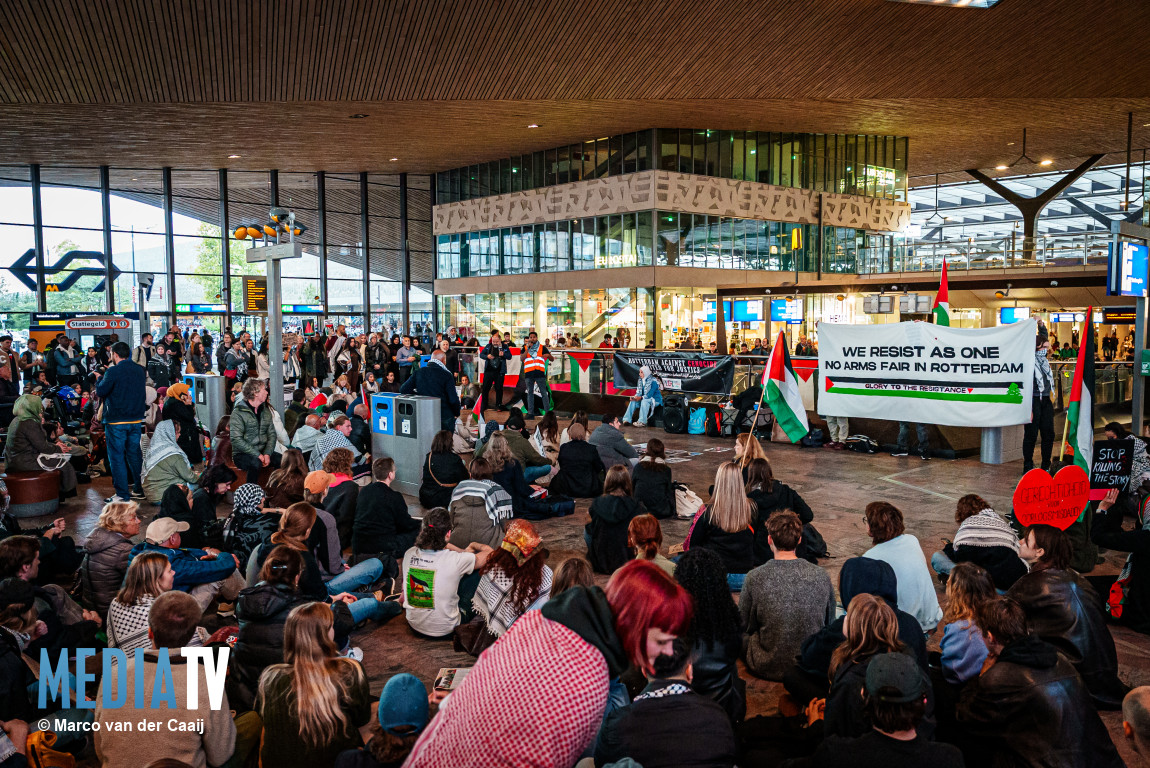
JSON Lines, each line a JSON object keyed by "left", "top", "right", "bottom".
{"left": 797, "top": 557, "right": 927, "bottom": 678}
{"left": 586, "top": 494, "right": 642, "bottom": 574}
{"left": 228, "top": 582, "right": 313, "bottom": 711}
{"left": 540, "top": 585, "right": 627, "bottom": 677}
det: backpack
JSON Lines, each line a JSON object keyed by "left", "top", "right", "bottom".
{"left": 844, "top": 434, "right": 879, "bottom": 454}
{"left": 688, "top": 407, "right": 707, "bottom": 435}
{"left": 705, "top": 411, "right": 722, "bottom": 438}
{"left": 223, "top": 511, "right": 281, "bottom": 566}
{"left": 799, "top": 428, "right": 824, "bottom": 447}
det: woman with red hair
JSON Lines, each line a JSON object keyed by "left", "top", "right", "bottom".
{"left": 404, "top": 559, "right": 693, "bottom": 767}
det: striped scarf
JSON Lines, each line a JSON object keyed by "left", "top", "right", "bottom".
{"left": 451, "top": 479, "right": 513, "bottom": 525}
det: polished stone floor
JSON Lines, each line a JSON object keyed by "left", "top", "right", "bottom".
{"left": 41, "top": 424, "right": 1149, "bottom": 763}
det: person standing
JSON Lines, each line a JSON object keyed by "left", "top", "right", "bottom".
{"left": 394, "top": 335, "right": 419, "bottom": 385}
{"left": 94, "top": 342, "right": 146, "bottom": 503}
{"left": 400, "top": 349, "right": 460, "bottom": 432}
{"left": 17, "top": 338, "right": 45, "bottom": 390}
{"left": 478, "top": 331, "right": 511, "bottom": 413}
{"left": 1022, "top": 332, "right": 1055, "bottom": 473}
{"left": 51, "top": 336, "right": 83, "bottom": 388}
{"left": 520, "top": 331, "right": 552, "bottom": 419}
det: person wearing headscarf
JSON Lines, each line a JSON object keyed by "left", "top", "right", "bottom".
{"left": 473, "top": 519, "right": 552, "bottom": 637}
{"left": 621, "top": 364, "right": 662, "bottom": 428}
{"left": 161, "top": 382, "right": 203, "bottom": 464}
{"left": 227, "top": 482, "right": 284, "bottom": 572}
{"left": 141, "top": 419, "right": 199, "bottom": 504}
{"left": 4, "top": 394, "right": 77, "bottom": 498}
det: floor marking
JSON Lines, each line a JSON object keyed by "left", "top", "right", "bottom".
{"left": 879, "top": 467, "right": 960, "bottom": 502}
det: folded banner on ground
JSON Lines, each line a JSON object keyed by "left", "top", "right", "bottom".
{"left": 613, "top": 351, "right": 735, "bottom": 395}
{"left": 817, "top": 319, "right": 1036, "bottom": 427}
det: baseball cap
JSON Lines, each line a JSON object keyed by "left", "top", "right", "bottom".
{"left": 864, "top": 652, "right": 927, "bottom": 704}
{"left": 378, "top": 673, "right": 429, "bottom": 735}
{"left": 145, "top": 517, "right": 190, "bottom": 545}
{"left": 304, "top": 470, "right": 332, "bottom": 495}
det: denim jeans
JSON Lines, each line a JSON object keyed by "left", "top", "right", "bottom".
{"left": 897, "top": 422, "right": 930, "bottom": 455}
{"left": 524, "top": 375, "right": 552, "bottom": 416}
{"left": 105, "top": 421, "right": 143, "bottom": 500}
{"left": 623, "top": 398, "right": 657, "bottom": 424}
{"left": 326, "top": 558, "right": 384, "bottom": 595}
{"left": 344, "top": 595, "right": 402, "bottom": 624}
{"left": 524, "top": 464, "right": 552, "bottom": 484}
{"left": 930, "top": 550, "right": 956, "bottom": 576}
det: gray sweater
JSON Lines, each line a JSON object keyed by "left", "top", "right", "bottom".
{"left": 741, "top": 557, "right": 836, "bottom": 681}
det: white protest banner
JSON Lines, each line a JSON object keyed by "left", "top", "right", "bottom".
{"left": 817, "top": 319, "right": 1036, "bottom": 427}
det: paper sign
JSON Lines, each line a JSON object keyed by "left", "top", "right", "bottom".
{"left": 1012, "top": 465, "right": 1091, "bottom": 530}
{"left": 1091, "top": 438, "right": 1134, "bottom": 497}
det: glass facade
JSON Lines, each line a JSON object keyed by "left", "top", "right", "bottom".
{"left": 436, "top": 129, "right": 909, "bottom": 204}
{"left": 0, "top": 165, "right": 432, "bottom": 339}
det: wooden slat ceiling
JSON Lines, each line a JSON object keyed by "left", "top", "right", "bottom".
{"left": 0, "top": 0, "right": 1148, "bottom": 176}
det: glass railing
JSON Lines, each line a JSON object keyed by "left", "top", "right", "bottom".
{"left": 857, "top": 233, "right": 1112, "bottom": 275}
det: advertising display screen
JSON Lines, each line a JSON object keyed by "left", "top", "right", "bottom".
{"left": 1108, "top": 240, "right": 1149, "bottom": 297}
{"left": 770, "top": 299, "right": 803, "bottom": 324}
{"left": 1000, "top": 307, "right": 1031, "bottom": 324}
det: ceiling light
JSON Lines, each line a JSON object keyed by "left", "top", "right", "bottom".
{"left": 389, "top": 157, "right": 398, "bottom": 162}
{"left": 349, "top": 114, "right": 369, "bottom": 119}
{"left": 886, "top": 0, "right": 1002, "bottom": 5}
{"left": 228, "top": 154, "right": 241, "bottom": 159}
{"left": 1039, "top": 159, "right": 1053, "bottom": 166}
{"left": 526, "top": 124, "right": 539, "bottom": 129}
{"left": 995, "top": 165, "right": 1008, "bottom": 170}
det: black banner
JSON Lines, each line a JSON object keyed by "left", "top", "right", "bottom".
{"left": 613, "top": 351, "right": 736, "bottom": 396}
{"left": 1091, "top": 438, "right": 1134, "bottom": 493}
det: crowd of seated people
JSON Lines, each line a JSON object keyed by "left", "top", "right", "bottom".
{"left": 3, "top": 341, "right": 1150, "bottom": 768}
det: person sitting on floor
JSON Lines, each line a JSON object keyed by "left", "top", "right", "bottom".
{"left": 1122, "top": 686, "right": 1150, "bottom": 763}
{"left": 631, "top": 438, "right": 675, "bottom": 519}
{"left": 0, "top": 479, "right": 83, "bottom": 583}
{"left": 292, "top": 413, "right": 326, "bottom": 458}
{"left": 955, "top": 596, "right": 1124, "bottom": 768}
{"left": 785, "top": 652, "right": 964, "bottom": 768}
{"left": 322, "top": 448, "right": 361, "bottom": 547}
{"left": 354, "top": 457, "right": 422, "bottom": 563}
{"left": 128, "top": 517, "right": 244, "bottom": 614}
{"left": 472, "top": 519, "right": 552, "bottom": 639}
{"left": 1008, "top": 523, "right": 1129, "bottom": 710}
{"left": 931, "top": 493, "right": 1027, "bottom": 591}
{"left": 629, "top": 514, "right": 676, "bottom": 577}
{"left": 550, "top": 422, "right": 606, "bottom": 499}
{"left": 744, "top": 457, "right": 818, "bottom": 565}
{"left": 401, "top": 507, "right": 492, "bottom": 640}
{"left": 863, "top": 501, "right": 943, "bottom": 632}
{"left": 595, "top": 635, "right": 737, "bottom": 768}
{"left": 80, "top": 500, "right": 142, "bottom": 619}
{"left": 106, "top": 551, "right": 205, "bottom": 652}
{"left": 448, "top": 457, "right": 514, "bottom": 551}
{"left": 685, "top": 462, "right": 756, "bottom": 591}
{"left": 741, "top": 510, "right": 836, "bottom": 682}
{"left": 589, "top": 413, "right": 639, "bottom": 469}
{"left": 474, "top": 409, "right": 552, "bottom": 484}
{"left": 142, "top": 420, "right": 199, "bottom": 505}
{"left": 585, "top": 465, "right": 643, "bottom": 575}
{"left": 334, "top": 673, "right": 430, "bottom": 768}
{"left": 419, "top": 430, "right": 469, "bottom": 510}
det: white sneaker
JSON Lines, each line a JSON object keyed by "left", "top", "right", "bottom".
{"left": 343, "top": 646, "right": 364, "bottom": 661}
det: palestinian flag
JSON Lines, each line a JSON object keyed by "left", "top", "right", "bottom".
{"left": 762, "top": 331, "right": 809, "bottom": 443}
{"left": 932, "top": 260, "right": 951, "bottom": 326}
{"left": 1066, "top": 308, "right": 1095, "bottom": 495}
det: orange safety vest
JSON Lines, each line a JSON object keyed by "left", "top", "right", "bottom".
{"left": 522, "top": 348, "right": 546, "bottom": 375}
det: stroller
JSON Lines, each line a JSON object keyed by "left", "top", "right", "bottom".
{"left": 42, "top": 385, "right": 86, "bottom": 434}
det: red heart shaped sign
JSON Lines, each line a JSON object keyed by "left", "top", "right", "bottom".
{"left": 1012, "top": 465, "right": 1090, "bottom": 530}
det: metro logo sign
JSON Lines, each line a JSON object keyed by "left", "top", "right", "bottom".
{"left": 7, "top": 248, "right": 120, "bottom": 293}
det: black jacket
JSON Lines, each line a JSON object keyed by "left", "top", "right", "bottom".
{"left": 956, "top": 635, "right": 1124, "bottom": 768}
{"left": 632, "top": 459, "right": 674, "bottom": 519}
{"left": 688, "top": 509, "right": 755, "bottom": 575}
{"left": 348, "top": 414, "right": 372, "bottom": 456}
{"left": 419, "top": 451, "right": 468, "bottom": 510}
{"left": 162, "top": 397, "right": 203, "bottom": 464}
{"left": 1091, "top": 502, "right": 1150, "bottom": 634}
{"left": 944, "top": 542, "right": 1028, "bottom": 591}
{"left": 229, "top": 582, "right": 313, "bottom": 711}
{"left": 594, "top": 678, "right": 737, "bottom": 768}
{"left": 747, "top": 482, "right": 814, "bottom": 564}
{"left": 325, "top": 480, "right": 361, "bottom": 549}
{"left": 797, "top": 557, "right": 928, "bottom": 679}
{"left": 691, "top": 633, "right": 747, "bottom": 724}
{"left": 0, "top": 629, "right": 35, "bottom": 722}
{"left": 551, "top": 441, "right": 606, "bottom": 498}
{"left": 1007, "top": 567, "right": 1128, "bottom": 710}
{"left": 353, "top": 481, "right": 421, "bottom": 557}
{"left": 479, "top": 341, "right": 512, "bottom": 375}
{"left": 825, "top": 651, "right": 935, "bottom": 740}
{"left": 586, "top": 494, "right": 642, "bottom": 574}
{"left": 400, "top": 361, "right": 460, "bottom": 427}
